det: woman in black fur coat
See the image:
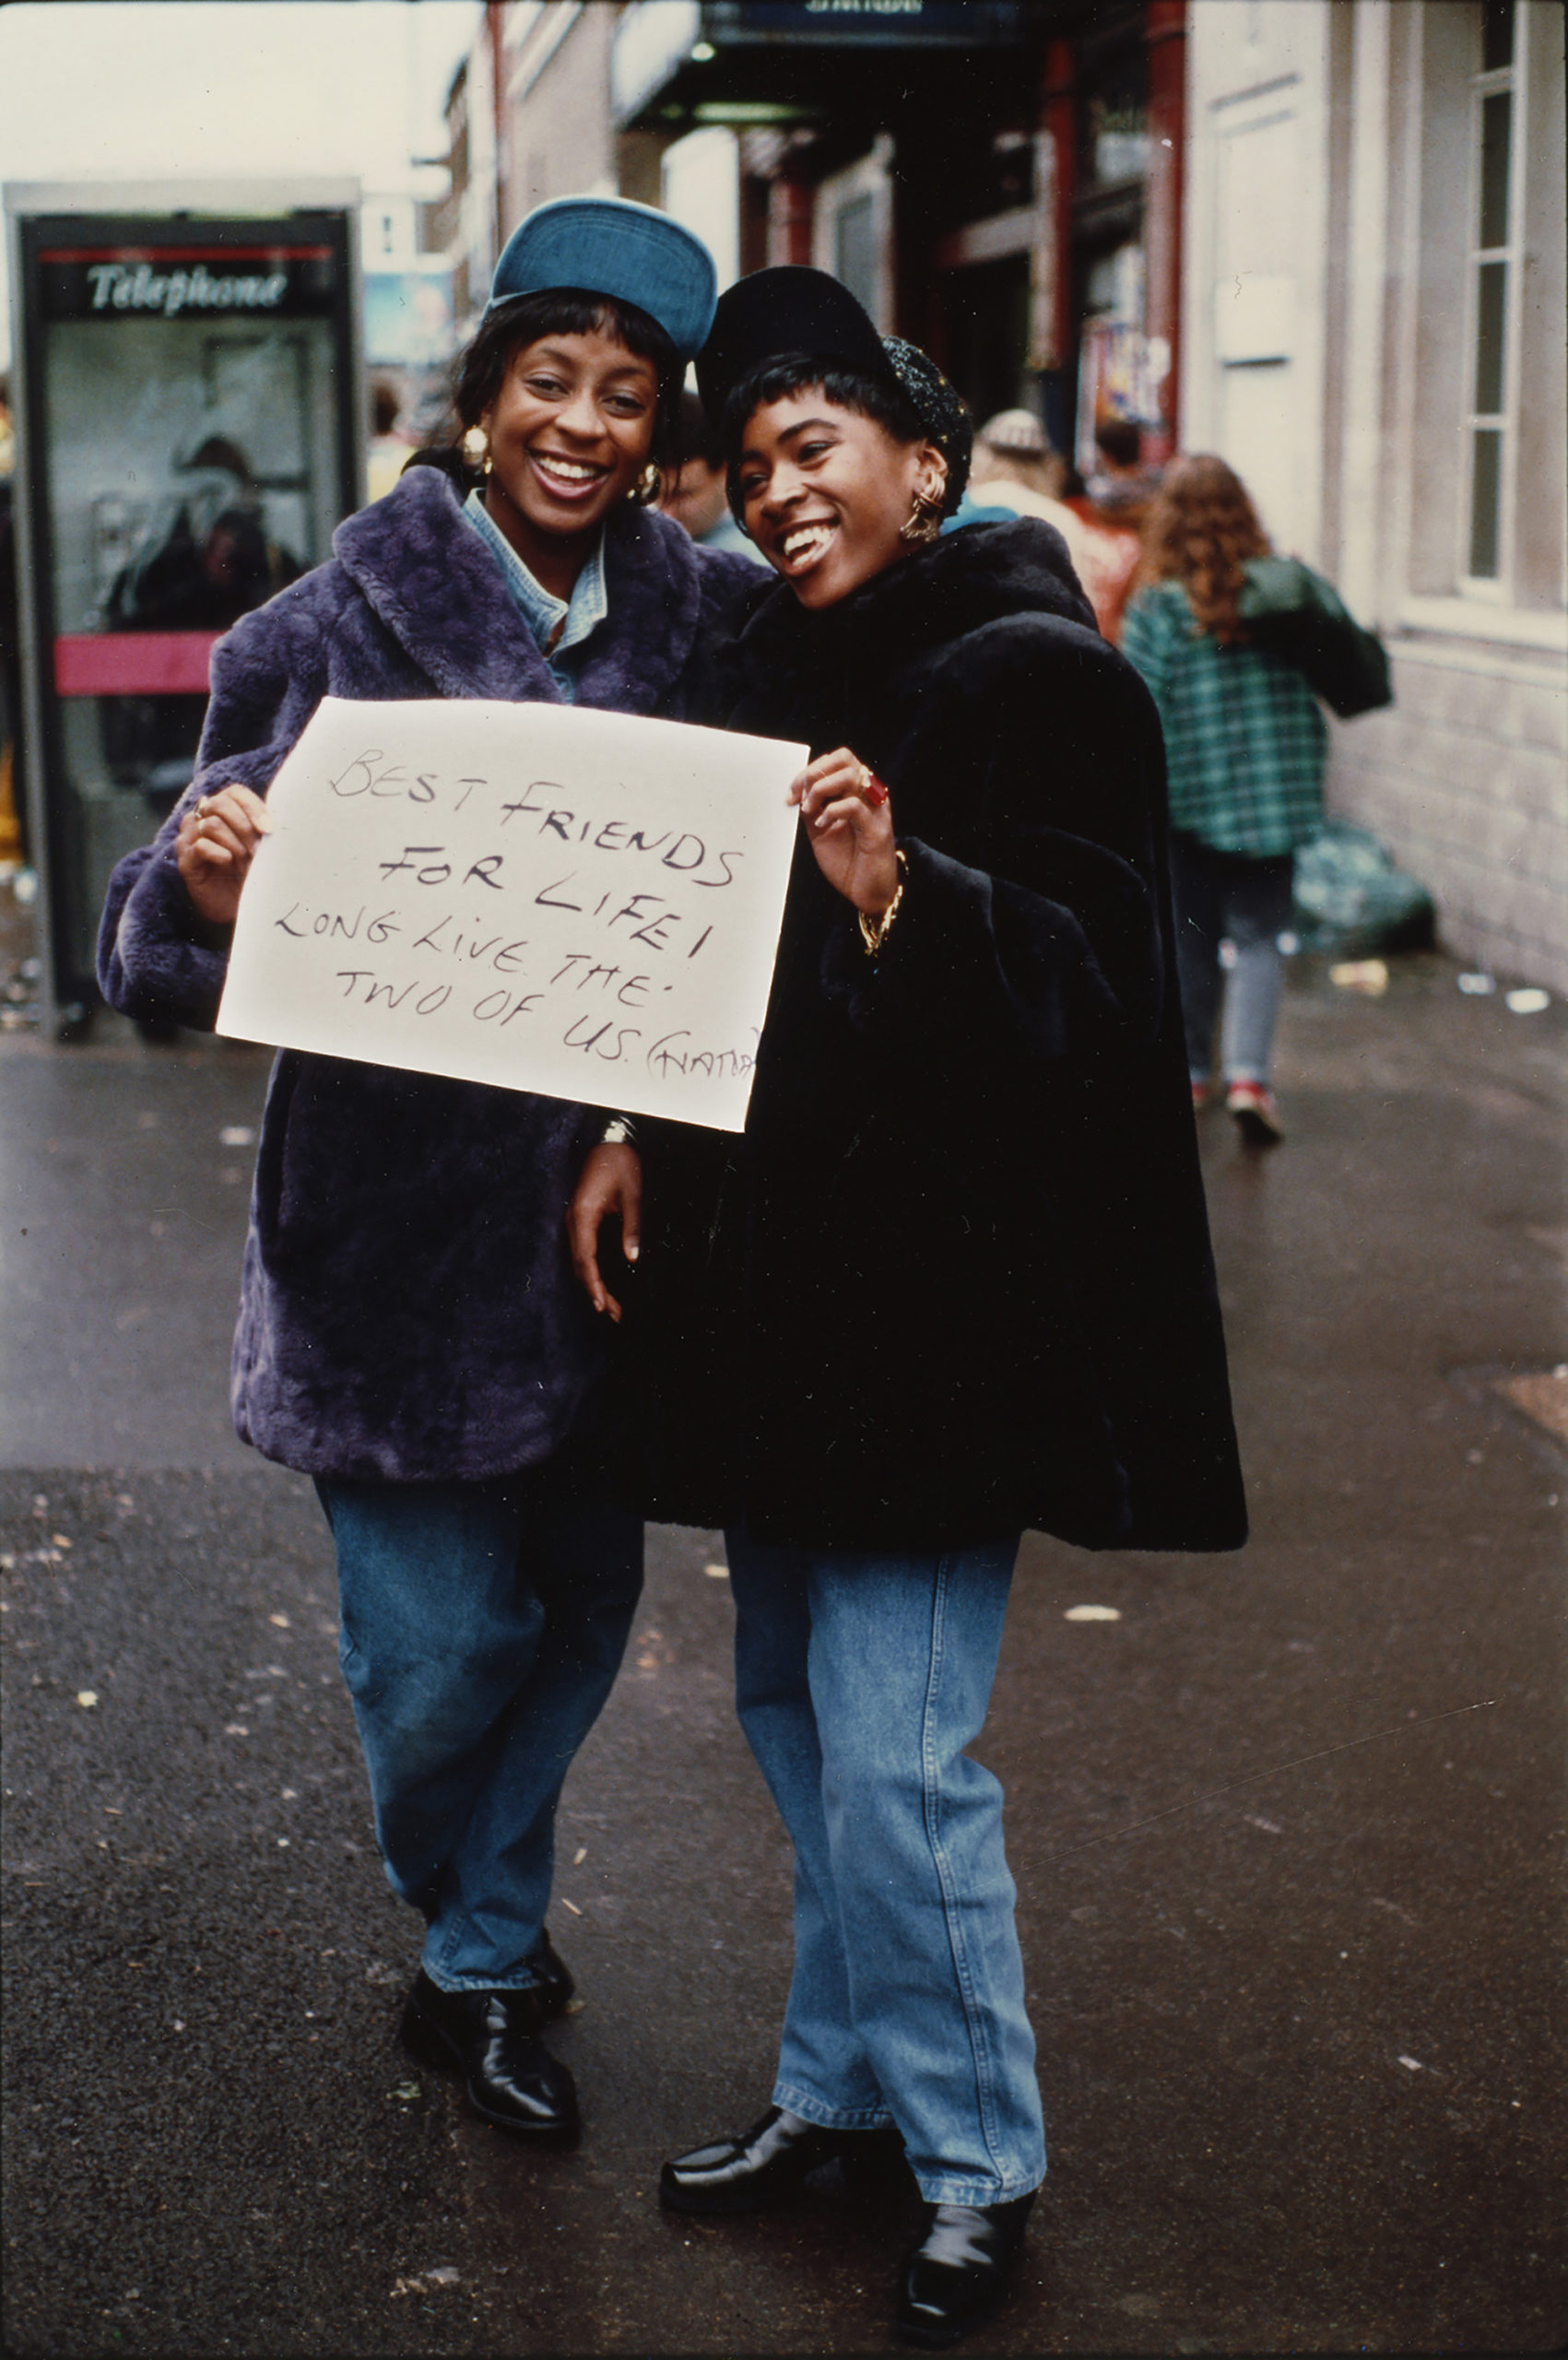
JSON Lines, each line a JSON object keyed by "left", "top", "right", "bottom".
{"left": 97, "top": 201, "right": 760, "bottom": 2146}
{"left": 571, "top": 269, "right": 1246, "bottom": 2348}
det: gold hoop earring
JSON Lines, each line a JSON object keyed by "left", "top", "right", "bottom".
{"left": 899, "top": 486, "right": 943, "bottom": 548}
{"left": 631, "top": 460, "right": 663, "bottom": 506}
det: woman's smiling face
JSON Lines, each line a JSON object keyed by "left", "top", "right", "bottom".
{"left": 736, "top": 392, "right": 943, "bottom": 608}
{"left": 482, "top": 325, "right": 658, "bottom": 559}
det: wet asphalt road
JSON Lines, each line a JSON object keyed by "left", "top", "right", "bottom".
{"left": 2, "top": 945, "right": 1565, "bottom": 2356}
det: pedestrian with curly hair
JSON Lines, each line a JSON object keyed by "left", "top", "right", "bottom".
{"left": 1122, "top": 453, "right": 1329, "bottom": 1142}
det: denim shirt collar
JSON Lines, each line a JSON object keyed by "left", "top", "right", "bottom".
{"left": 461, "top": 489, "right": 608, "bottom": 688}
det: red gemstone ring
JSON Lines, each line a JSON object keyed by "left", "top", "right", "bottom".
{"left": 857, "top": 765, "right": 890, "bottom": 808}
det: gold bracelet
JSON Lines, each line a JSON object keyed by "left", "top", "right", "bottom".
{"left": 857, "top": 850, "right": 908, "bottom": 958}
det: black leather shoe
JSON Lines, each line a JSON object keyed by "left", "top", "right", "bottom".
{"left": 896, "top": 2192, "right": 1035, "bottom": 2349}
{"left": 660, "top": 2105, "right": 905, "bottom": 2214}
{"left": 399, "top": 1969, "right": 579, "bottom": 2140}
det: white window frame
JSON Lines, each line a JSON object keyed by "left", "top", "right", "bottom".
{"left": 1458, "top": 2, "right": 1527, "bottom": 599}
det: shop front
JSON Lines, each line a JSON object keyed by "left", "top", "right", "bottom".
{"left": 609, "top": 0, "right": 1184, "bottom": 475}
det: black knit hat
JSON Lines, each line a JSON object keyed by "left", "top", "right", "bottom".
{"left": 698, "top": 266, "right": 972, "bottom": 513}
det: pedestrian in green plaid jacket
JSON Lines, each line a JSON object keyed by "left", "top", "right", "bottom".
{"left": 1122, "top": 454, "right": 1327, "bottom": 1145}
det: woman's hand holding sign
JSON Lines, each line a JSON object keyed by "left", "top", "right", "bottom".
{"left": 177, "top": 785, "right": 273, "bottom": 927}
{"left": 788, "top": 747, "right": 897, "bottom": 916}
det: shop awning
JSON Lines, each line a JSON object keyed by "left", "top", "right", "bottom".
{"left": 611, "top": 0, "right": 1027, "bottom": 132}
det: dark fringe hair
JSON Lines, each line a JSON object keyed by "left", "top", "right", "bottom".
{"left": 1131, "top": 453, "right": 1272, "bottom": 643}
{"left": 719, "top": 356, "right": 930, "bottom": 521}
{"left": 409, "top": 289, "right": 684, "bottom": 503}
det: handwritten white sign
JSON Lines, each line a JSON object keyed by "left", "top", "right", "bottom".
{"left": 216, "top": 697, "right": 807, "bottom": 1130}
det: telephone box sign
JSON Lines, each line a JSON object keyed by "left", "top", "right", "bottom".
{"left": 39, "top": 243, "right": 338, "bottom": 321}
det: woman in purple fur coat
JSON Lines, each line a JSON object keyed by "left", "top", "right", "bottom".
{"left": 96, "top": 200, "right": 759, "bottom": 2143}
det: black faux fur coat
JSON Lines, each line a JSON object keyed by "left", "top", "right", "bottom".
{"left": 98, "top": 464, "right": 759, "bottom": 1481}
{"left": 618, "top": 521, "right": 1249, "bottom": 1552}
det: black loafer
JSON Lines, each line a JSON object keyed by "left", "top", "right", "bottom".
{"left": 399, "top": 1969, "right": 579, "bottom": 2140}
{"left": 896, "top": 2192, "right": 1035, "bottom": 2348}
{"left": 660, "top": 2105, "right": 905, "bottom": 2214}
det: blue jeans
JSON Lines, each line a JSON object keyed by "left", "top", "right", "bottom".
{"left": 316, "top": 1473, "right": 642, "bottom": 1990}
{"left": 1169, "top": 832, "right": 1297, "bottom": 1085}
{"left": 726, "top": 1529, "right": 1045, "bottom": 2207}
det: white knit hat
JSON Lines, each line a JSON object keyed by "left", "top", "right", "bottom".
{"left": 977, "top": 407, "right": 1048, "bottom": 455}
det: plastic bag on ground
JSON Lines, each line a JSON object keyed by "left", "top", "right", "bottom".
{"left": 1292, "top": 822, "right": 1435, "bottom": 955}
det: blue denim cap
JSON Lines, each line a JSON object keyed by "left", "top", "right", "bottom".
{"left": 486, "top": 197, "right": 718, "bottom": 362}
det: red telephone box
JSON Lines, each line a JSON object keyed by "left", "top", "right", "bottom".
{"left": 5, "top": 180, "right": 364, "bottom": 1034}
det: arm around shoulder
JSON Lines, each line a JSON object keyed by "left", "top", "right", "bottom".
{"left": 690, "top": 537, "right": 774, "bottom": 636}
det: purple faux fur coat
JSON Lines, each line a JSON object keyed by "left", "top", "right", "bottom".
{"left": 98, "top": 464, "right": 760, "bottom": 1481}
